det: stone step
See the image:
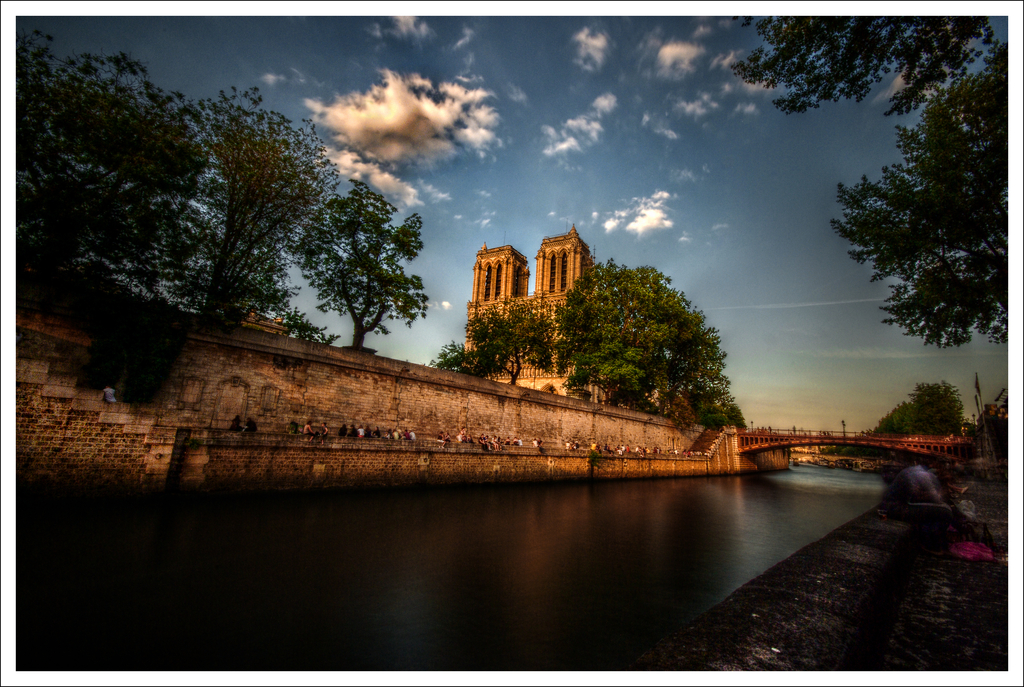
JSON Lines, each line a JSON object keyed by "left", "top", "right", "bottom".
{"left": 16, "top": 359, "right": 49, "bottom": 385}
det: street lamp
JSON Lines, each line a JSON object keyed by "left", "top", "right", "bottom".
{"left": 842, "top": 419, "right": 846, "bottom": 437}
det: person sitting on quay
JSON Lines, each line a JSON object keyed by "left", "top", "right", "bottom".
{"left": 303, "top": 420, "right": 316, "bottom": 443}
{"left": 372, "top": 426, "right": 382, "bottom": 438}
{"left": 879, "top": 463, "right": 953, "bottom": 554}
{"left": 338, "top": 423, "right": 349, "bottom": 438}
{"left": 318, "top": 422, "right": 328, "bottom": 445}
{"left": 229, "top": 415, "right": 243, "bottom": 432}
{"left": 356, "top": 425, "right": 365, "bottom": 438}
{"left": 243, "top": 418, "right": 257, "bottom": 433}
{"left": 102, "top": 384, "right": 117, "bottom": 403}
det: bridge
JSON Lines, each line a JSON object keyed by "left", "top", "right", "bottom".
{"left": 736, "top": 428, "right": 973, "bottom": 462}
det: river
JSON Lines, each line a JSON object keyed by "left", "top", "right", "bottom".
{"left": 17, "top": 464, "right": 884, "bottom": 670}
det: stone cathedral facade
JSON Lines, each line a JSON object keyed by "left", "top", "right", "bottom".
{"left": 467, "top": 226, "right": 594, "bottom": 395}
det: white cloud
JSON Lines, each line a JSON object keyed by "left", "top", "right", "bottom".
{"left": 674, "top": 93, "right": 719, "bottom": 118}
{"left": 734, "top": 102, "right": 759, "bottom": 115}
{"left": 591, "top": 211, "right": 599, "bottom": 220}
{"left": 573, "top": 27, "right": 610, "bottom": 72}
{"left": 657, "top": 41, "right": 705, "bottom": 78}
{"left": 429, "top": 300, "right": 453, "bottom": 310}
{"left": 419, "top": 182, "right": 451, "bottom": 202}
{"left": 692, "top": 24, "right": 712, "bottom": 39}
{"left": 391, "top": 16, "right": 432, "bottom": 41}
{"left": 454, "top": 215, "right": 462, "bottom": 220}
{"left": 453, "top": 26, "right": 474, "bottom": 50}
{"left": 678, "top": 232, "right": 692, "bottom": 243}
{"left": 641, "top": 112, "right": 678, "bottom": 140}
{"left": 712, "top": 223, "right": 729, "bottom": 231}
{"left": 548, "top": 211, "right": 557, "bottom": 217}
{"left": 672, "top": 168, "right": 698, "bottom": 183}
{"left": 306, "top": 69, "right": 500, "bottom": 166}
{"left": 330, "top": 149, "right": 421, "bottom": 210}
{"left": 710, "top": 50, "right": 743, "bottom": 70}
{"left": 477, "top": 189, "right": 491, "bottom": 198}
{"left": 507, "top": 83, "right": 528, "bottom": 103}
{"left": 542, "top": 93, "right": 617, "bottom": 158}
{"left": 261, "top": 73, "right": 286, "bottom": 86}
{"left": 873, "top": 73, "right": 907, "bottom": 104}
{"left": 592, "top": 93, "right": 617, "bottom": 114}
{"left": 602, "top": 191, "right": 675, "bottom": 236}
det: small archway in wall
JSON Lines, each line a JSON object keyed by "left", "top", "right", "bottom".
{"left": 541, "top": 384, "right": 558, "bottom": 394}
{"left": 213, "top": 377, "right": 250, "bottom": 429}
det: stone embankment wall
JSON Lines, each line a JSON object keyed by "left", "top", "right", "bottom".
{"left": 17, "top": 295, "right": 783, "bottom": 496}
{"left": 633, "top": 509, "right": 917, "bottom": 670}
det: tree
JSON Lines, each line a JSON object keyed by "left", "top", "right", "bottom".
{"left": 831, "top": 44, "right": 1007, "bottom": 346}
{"left": 169, "top": 88, "right": 338, "bottom": 326}
{"left": 462, "top": 300, "right": 558, "bottom": 385}
{"left": 430, "top": 342, "right": 469, "bottom": 374}
{"left": 732, "top": 17, "right": 994, "bottom": 116}
{"left": 874, "top": 382, "right": 966, "bottom": 436}
{"left": 279, "top": 307, "right": 339, "bottom": 346}
{"left": 16, "top": 31, "right": 204, "bottom": 296}
{"left": 301, "top": 180, "right": 428, "bottom": 351}
{"left": 556, "top": 260, "right": 735, "bottom": 426}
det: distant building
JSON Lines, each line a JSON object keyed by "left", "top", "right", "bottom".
{"left": 467, "top": 225, "right": 594, "bottom": 396}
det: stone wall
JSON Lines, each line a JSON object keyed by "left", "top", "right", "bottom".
{"left": 17, "top": 296, "right": 783, "bottom": 496}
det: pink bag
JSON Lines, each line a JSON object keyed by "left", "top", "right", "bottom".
{"left": 947, "top": 541, "right": 995, "bottom": 562}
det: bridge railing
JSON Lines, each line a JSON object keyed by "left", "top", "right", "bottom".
{"left": 737, "top": 428, "right": 972, "bottom": 443}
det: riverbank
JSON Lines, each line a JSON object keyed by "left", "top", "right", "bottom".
{"left": 632, "top": 478, "right": 1009, "bottom": 670}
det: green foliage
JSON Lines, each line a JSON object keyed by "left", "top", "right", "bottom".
{"left": 430, "top": 342, "right": 469, "bottom": 373}
{"left": 874, "top": 381, "right": 966, "bottom": 436}
{"left": 279, "top": 307, "right": 339, "bottom": 345}
{"left": 587, "top": 449, "right": 605, "bottom": 469}
{"left": 301, "top": 180, "right": 428, "bottom": 351}
{"left": 733, "top": 17, "right": 993, "bottom": 116}
{"left": 16, "top": 31, "right": 204, "bottom": 295}
{"left": 555, "top": 260, "right": 735, "bottom": 427}
{"left": 83, "top": 295, "right": 190, "bottom": 403}
{"left": 831, "top": 44, "right": 1007, "bottom": 347}
{"left": 170, "top": 87, "right": 337, "bottom": 327}
{"left": 462, "top": 300, "right": 557, "bottom": 385}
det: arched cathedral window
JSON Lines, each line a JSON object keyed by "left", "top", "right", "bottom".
{"left": 495, "top": 264, "right": 502, "bottom": 299}
{"left": 484, "top": 265, "right": 492, "bottom": 301}
{"left": 560, "top": 251, "right": 568, "bottom": 291}
{"left": 549, "top": 254, "right": 556, "bottom": 292}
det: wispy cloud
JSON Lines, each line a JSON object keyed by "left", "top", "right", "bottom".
{"left": 734, "top": 102, "right": 759, "bottom": 115}
{"left": 261, "top": 73, "right": 286, "bottom": 86}
{"left": 390, "top": 16, "right": 433, "bottom": 41}
{"left": 706, "top": 298, "right": 885, "bottom": 311}
{"left": 542, "top": 93, "right": 617, "bottom": 158}
{"left": 573, "top": 27, "right": 610, "bottom": 72}
{"left": 674, "top": 92, "right": 719, "bottom": 118}
{"left": 453, "top": 26, "right": 474, "bottom": 50}
{"left": 655, "top": 40, "right": 705, "bottom": 79}
{"left": 507, "top": 83, "right": 528, "bottom": 103}
{"left": 603, "top": 190, "right": 674, "bottom": 236}
{"left": 641, "top": 112, "right": 678, "bottom": 139}
{"left": 710, "top": 50, "right": 742, "bottom": 70}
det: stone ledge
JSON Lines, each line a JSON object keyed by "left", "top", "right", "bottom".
{"left": 40, "top": 385, "right": 77, "bottom": 399}
{"left": 632, "top": 511, "right": 916, "bottom": 671}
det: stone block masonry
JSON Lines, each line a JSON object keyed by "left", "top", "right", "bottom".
{"left": 17, "top": 300, "right": 784, "bottom": 496}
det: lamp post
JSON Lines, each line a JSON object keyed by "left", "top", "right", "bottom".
{"left": 842, "top": 419, "right": 846, "bottom": 438}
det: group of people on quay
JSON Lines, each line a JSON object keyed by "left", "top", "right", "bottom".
{"left": 289, "top": 420, "right": 418, "bottom": 445}
{"left": 279, "top": 421, "right": 707, "bottom": 457}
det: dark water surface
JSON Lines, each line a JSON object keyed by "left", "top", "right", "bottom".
{"left": 18, "top": 465, "right": 884, "bottom": 670}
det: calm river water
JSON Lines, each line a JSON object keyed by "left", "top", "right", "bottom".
{"left": 18, "top": 465, "right": 884, "bottom": 671}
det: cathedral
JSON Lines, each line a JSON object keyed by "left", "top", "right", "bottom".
{"left": 466, "top": 225, "right": 593, "bottom": 395}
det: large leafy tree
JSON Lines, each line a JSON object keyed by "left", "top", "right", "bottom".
{"left": 169, "top": 88, "right": 337, "bottom": 326}
{"left": 875, "top": 382, "right": 966, "bottom": 436}
{"left": 732, "top": 17, "right": 994, "bottom": 116}
{"left": 301, "top": 180, "right": 428, "bottom": 351}
{"left": 733, "top": 19, "right": 1006, "bottom": 348}
{"left": 461, "top": 300, "right": 558, "bottom": 385}
{"left": 16, "top": 31, "right": 204, "bottom": 296}
{"left": 556, "top": 261, "right": 734, "bottom": 426}
{"left": 831, "top": 44, "right": 1007, "bottom": 346}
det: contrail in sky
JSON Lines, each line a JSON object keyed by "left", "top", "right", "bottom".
{"left": 706, "top": 298, "right": 884, "bottom": 311}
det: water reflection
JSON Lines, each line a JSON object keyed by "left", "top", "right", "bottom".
{"left": 18, "top": 466, "right": 883, "bottom": 670}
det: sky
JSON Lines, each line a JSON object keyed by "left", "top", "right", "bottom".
{"left": 8, "top": 5, "right": 1018, "bottom": 433}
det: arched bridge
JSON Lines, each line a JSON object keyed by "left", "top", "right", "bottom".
{"left": 736, "top": 428, "right": 973, "bottom": 461}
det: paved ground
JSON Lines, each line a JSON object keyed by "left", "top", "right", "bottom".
{"left": 881, "top": 479, "right": 1009, "bottom": 671}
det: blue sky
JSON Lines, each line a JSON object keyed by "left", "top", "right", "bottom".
{"left": 10, "top": 8, "right": 1016, "bottom": 432}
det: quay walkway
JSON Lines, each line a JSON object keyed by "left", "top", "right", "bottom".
{"left": 632, "top": 478, "right": 1009, "bottom": 671}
